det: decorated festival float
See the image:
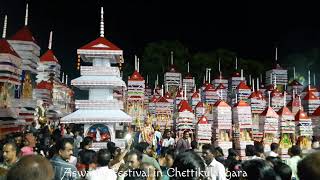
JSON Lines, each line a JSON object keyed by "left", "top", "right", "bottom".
{"left": 175, "top": 85, "right": 195, "bottom": 138}
{"left": 259, "top": 91, "right": 279, "bottom": 152}
{"left": 277, "top": 92, "right": 295, "bottom": 159}
{"left": 0, "top": 15, "right": 24, "bottom": 137}
{"left": 127, "top": 56, "right": 145, "bottom": 128}
{"left": 233, "top": 99, "right": 254, "bottom": 160}
{"left": 8, "top": 4, "right": 41, "bottom": 127}
{"left": 61, "top": 7, "right": 132, "bottom": 149}
{"left": 212, "top": 99, "right": 232, "bottom": 157}
{"left": 249, "top": 78, "right": 266, "bottom": 141}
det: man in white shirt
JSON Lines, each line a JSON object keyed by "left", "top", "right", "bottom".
{"left": 265, "top": 143, "right": 279, "bottom": 158}
{"left": 86, "top": 149, "right": 117, "bottom": 180}
{"left": 285, "top": 145, "right": 302, "bottom": 180}
{"left": 162, "top": 131, "right": 175, "bottom": 148}
{"left": 202, "top": 144, "right": 226, "bottom": 180}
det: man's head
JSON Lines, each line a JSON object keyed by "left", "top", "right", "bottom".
{"left": 3, "top": 142, "right": 17, "bottom": 163}
{"left": 66, "top": 127, "right": 71, "bottom": 134}
{"left": 135, "top": 142, "right": 152, "bottom": 155}
{"left": 289, "top": 145, "right": 301, "bottom": 157}
{"left": 6, "top": 155, "right": 54, "bottom": 180}
{"left": 97, "top": 149, "right": 112, "bottom": 167}
{"left": 202, "top": 144, "right": 216, "bottom": 165}
{"left": 165, "top": 131, "right": 171, "bottom": 139}
{"left": 56, "top": 138, "right": 74, "bottom": 160}
{"left": 126, "top": 150, "right": 142, "bottom": 169}
{"left": 270, "top": 143, "right": 279, "bottom": 153}
{"left": 183, "top": 131, "right": 190, "bottom": 139}
{"left": 24, "top": 132, "right": 36, "bottom": 148}
{"left": 298, "top": 151, "right": 320, "bottom": 180}
{"left": 245, "top": 144, "right": 255, "bottom": 156}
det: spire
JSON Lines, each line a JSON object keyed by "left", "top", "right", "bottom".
{"left": 270, "top": 73, "right": 273, "bottom": 85}
{"left": 2, "top": 15, "right": 7, "bottom": 38}
{"left": 293, "top": 66, "right": 296, "bottom": 79}
{"left": 187, "top": 62, "right": 190, "bottom": 73}
{"left": 137, "top": 57, "right": 140, "bottom": 72}
{"left": 156, "top": 74, "right": 159, "bottom": 86}
{"left": 260, "top": 74, "right": 263, "bottom": 83}
{"left": 25, "top": 3, "right": 29, "bottom": 26}
{"left": 275, "top": 47, "right": 278, "bottom": 61}
{"left": 66, "top": 74, "right": 68, "bottom": 85}
{"left": 100, "top": 7, "right": 104, "bottom": 37}
{"left": 235, "top": 56, "right": 238, "bottom": 70}
{"left": 308, "top": 70, "right": 311, "bottom": 90}
{"left": 252, "top": 78, "right": 255, "bottom": 92}
{"left": 62, "top": 72, "right": 65, "bottom": 83}
{"left": 257, "top": 78, "right": 259, "bottom": 91}
{"left": 166, "top": 84, "right": 168, "bottom": 93}
{"left": 146, "top": 74, "right": 149, "bottom": 84}
{"left": 208, "top": 68, "right": 211, "bottom": 83}
{"left": 314, "top": 73, "right": 316, "bottom": 86}
{"left": 170, "top": 51, "right": 174, "bottom": 65}
{"left": 48, "top": 31, "right": 53, "bottom": 50}
{"left": 241, "top": 69, "right": 243, "bottom": 81}
{"left": 161, "top": 85, "right": 164, "bottom": 97}
{"left": 218, "top": 58, "right": 221, "bottom": 72}
{"left": 205, "top": 68, "right": 208, "bottom": 82}
{"left": 249, "top": 74, "right": 252, "bottom": 86}
{"left": 134, "top": 55, "right": 137, "bottom": 71}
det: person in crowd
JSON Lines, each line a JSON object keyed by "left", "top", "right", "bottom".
{"left": 215, "top": 146, "right": 225, "bottom": 165}
{"left": 176, "top": 131, "right": 191, "bottom": 153}
{"left": 265, "top": 156, "right": 282, "bottom": 168}
{"left": 202, "top": 144, "right": 226, "bottom": 180}
{"left": 135, "top": 142, "right": 161, "bottom": 172}
{"left": 171, "top": 151, "right": 206, "bottom": 180}
{"left": 0, "top": 142, "right": 18, "bottom": 170}
{"left": 77, "top": 149, "right": 97, "bottom": 177}
{"left": 158, "top": 147, "right": 176, "bottom": 180}
{"left": 265, "top": 143, "right": 279, "bottom": 157}
{"left": 78, "top": 136, "right": 93, "bottom": 158}
{"left": 224, "top": 148, "right": 240, "bottom": 170}
{"left": 6, "top": 155, "right": 54, "bottom": 180}
{"left": 154, "top": 125, "right": 162, "bottom": 154}
{"left": 252, "top": 142, "right": 265, "bottom": 159}
{"left": 73, "top": 130, "right": 83, "bottom": 156}
{"left": 13, "top": 133, "right": 23, "bottom": 149}
{"left": 64, "top": 126, "right": 74, "bottom": 139}
{"left": 161, "top": 130, "right": 175, "bottom": 148}
{"left": 86, "top": 149, "right": 117, "bottom": 180}
{"left": 29, "top": 121, "right": 38, "bottom": 134}
{"left": 20, "top": 132, "right": 36, "bottom": 156}
{"left": 297, "top": 151, "right": 320, "bottom": 180}
{"left": 109, "top": 139, "right": 132, "bottom": 172}
{"left": 245, "top": 144, "right": 255, "bottom": 160}
{"left": 285, "top": 145, "right": 302, "bottom": 180}
{"left": 191, "top": 140, "right": 198, "bottom": 151}
{"left": 240, "top": 159, "right": 278, "bottom": 180}
{"left": 50, "top": 138, "right": 79, "bottom": 180}
{"left": 118, "top": 150, "right": 144, "bottom": 180}
{"left": 274, "top": 162, "right": 292, "bottom": 180}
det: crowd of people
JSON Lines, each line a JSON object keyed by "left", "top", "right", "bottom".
{"left": 0, "top": 124, "right": 320, "bottom": 180}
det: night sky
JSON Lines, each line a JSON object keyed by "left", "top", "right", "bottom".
{"left": 2, "top": 0, "right": 320, "bottom": 81}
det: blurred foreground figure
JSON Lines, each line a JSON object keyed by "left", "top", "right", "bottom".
{"left": 298, "top": 151, "right": 320, "bottom": 180}
{"left": 6, "top": 155, "right": 54, "bottom": 180}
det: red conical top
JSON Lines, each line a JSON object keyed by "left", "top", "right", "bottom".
{"left": 129, "top": 70, "right": 144, "bottom": 81}
{"left": 40, "top": 50, "right": 59, "bottom": 63}
{"left": 198, "top": 116, "right": 208, "bottom": 124}
{"left": 179, "top": 100, "right": 193, "bottom": 112}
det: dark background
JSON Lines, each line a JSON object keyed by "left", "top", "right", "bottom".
{"left": 1, "top": 0, "right": 320, "bottom": 86}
